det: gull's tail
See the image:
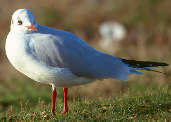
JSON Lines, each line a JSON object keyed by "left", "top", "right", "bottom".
{"left": 121, "top": 58, "right": 169, "bottom": 74}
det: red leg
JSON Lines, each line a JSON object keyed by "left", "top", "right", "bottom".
{"left": 62, "top": 88, "right": 68, "bottom": 114}
{"left": 51, "top": 87, "right": 56, "bottom": 114}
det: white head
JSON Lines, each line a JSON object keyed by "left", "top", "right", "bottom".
{"left": 10, "top": 9, "right": 37, "bottom": 32}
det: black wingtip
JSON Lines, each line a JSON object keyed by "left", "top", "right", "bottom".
{"left": 161, "top": 62, "right": 169, "bottom": 66}
{"left": 154, "top": 62, "right": 169, "bottom": 67}
{"left": 121, "top": 58, "right": 169, "bottom": 68}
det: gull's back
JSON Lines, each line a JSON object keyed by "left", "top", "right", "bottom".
{"left": 28, "top": 24, "right": 130, "bottom": 81}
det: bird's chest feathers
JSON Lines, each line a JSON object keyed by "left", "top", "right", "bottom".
{"left": 6, "top": 33, "right": 30, "bottom": 70}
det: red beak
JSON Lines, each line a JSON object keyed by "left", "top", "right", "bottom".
{"left": 27, "top": 24, "right": 37, "bottom": 31}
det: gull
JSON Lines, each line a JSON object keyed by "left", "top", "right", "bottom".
{"left": 99, "top": 21, "right": 126, "bottom": 53}
{"left": 5, "top": 9, "right": 168, "bottom": 114}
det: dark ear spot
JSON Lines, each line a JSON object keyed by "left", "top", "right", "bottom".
{"left": 18, "top": 20, "right": 23, "bottom": 25}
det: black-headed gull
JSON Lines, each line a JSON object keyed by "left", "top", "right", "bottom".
{"left": 5, "top": 9, "right": 168, "bottom": 114}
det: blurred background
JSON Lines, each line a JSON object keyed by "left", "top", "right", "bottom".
{"left": 0, "top": 0, "right": 171, "bottom": 114}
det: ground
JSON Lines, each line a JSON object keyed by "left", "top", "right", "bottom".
{"left": 0, "top": 74, "right": 170, "bottom": 121}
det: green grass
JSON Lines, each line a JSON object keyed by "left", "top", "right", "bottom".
{"left": 0, "top": 77, "right": 170, "bottom": 121}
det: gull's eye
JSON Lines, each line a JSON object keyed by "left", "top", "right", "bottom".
{"left": 18, "top": 20, "right": 23, "bottom": 25}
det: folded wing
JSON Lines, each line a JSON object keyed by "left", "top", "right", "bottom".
{"left": 28, "top": 25, "right": 131, "bottom": 80}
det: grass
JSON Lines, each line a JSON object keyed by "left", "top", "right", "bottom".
{"left": 0, "top": 76, "right": 170, "bottom": 121}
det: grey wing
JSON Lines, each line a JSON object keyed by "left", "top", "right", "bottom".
{"left": 28, "top": 26, "right": 130, "bottom": 80}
